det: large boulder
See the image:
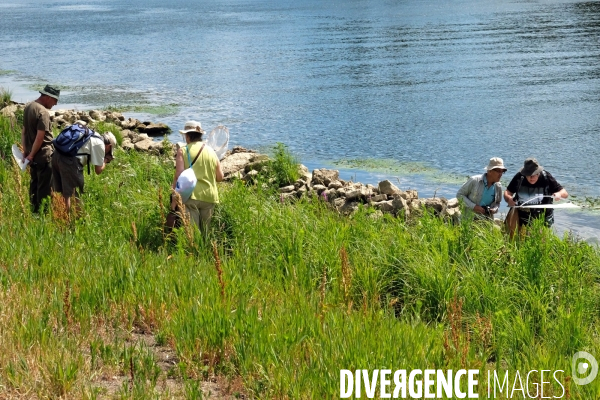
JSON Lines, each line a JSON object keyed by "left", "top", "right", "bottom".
{"left": 79, "top": 114, "right": 95, "bottom": 124}
{"left": 121, "top": 118, "right": 139, "bottom": 130}
{"left": 312, "top": 168, "right": 339, "bottom": 186}
{"left": 298, "top": 164, "right": 312, "bottom": 183}
{"left": 121, "top": 138, "right": 134, "bottom": 151}
{"left": 89, "top": 110, "right": 104, "bottom": 121}
{"left": 409, "top": 199, "right": 425, "bottom": 213}
{"left": 373, "top": 200, "right": 394, "bottom": 213}
{"left": 245, "top": 158, "right": 270, "bottom": 173}
{"left": 221, "top": 152, "right": 256, "bottom": 177}
{"left": 242, "top": 170, "right": 259, "bottom": 183}
{"left": 120, "top": 129, "right": 135, "bottom": 140}
{"left": 132, "top": 133, "right": 150, "bottom": 144}
{"left": 312, "top": 184, "right": 327, "bottom": 194}
{"left": 279, "top": 185, "right": 295, "bottom": 193}
{"left": 378, "top": 180, "right": 401, "bottom": 195}
{"left": 405, "top": 190, "right": 418, "bottom": 201}
{"left": 323, "top": 188, "right": 338, "bottom": 201}
{"left": 53, "top": 117, "right": 67, "bottom": 127}
{"left": 1, "top": 104, "right": 18, "bottom": 117}
{"left": 423, "top": 197, "right": 446, "bottom": 214}
{"left": 328, "top": 180, "right": 343, "bottom": 190}
{"left": 346, "top": 186, "right": 371, "bottom": 202}
{"left": 149, "top": 141, "right": 164, "bottom": 154}
{"left": 392, "top": 196, "right": 410, "bottom": 218}
{"left": 369, "top": 194, "right": 388, "bottom": 203}
{"left": 338, "top": 200, "right": 359, "bottom": 215}
{"left": 140, "top": 123, "right": 171, "bottom": 136}
{"left": 134, "top": 138, "right": 154, "bottom": 152}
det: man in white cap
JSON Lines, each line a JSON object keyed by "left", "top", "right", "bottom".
{"left": 22, "top": 84, "right": 60, "bottom": 212}
{"left": 457, "top": 157, "right": 507, "bottom": 218}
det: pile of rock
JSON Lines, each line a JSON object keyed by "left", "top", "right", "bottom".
{"left": 0, "top": 102, "right": 170, "bottom": 136}
{"left": 219, "top": 155, "right": 461, "bottom": 221}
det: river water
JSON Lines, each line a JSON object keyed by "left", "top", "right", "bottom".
{"left": 1, "top": 0, "right": 599, "bottom": 239}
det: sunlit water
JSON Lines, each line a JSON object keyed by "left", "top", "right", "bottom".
{"left": 1, "top": 0, "right": 599, "bottom": 239}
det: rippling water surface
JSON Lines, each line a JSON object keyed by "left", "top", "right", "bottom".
{"left": 1, "top": 0, "right": 599, "bottom": 236}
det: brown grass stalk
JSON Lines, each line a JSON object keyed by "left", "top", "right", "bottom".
{"left": 339, "top": 247, "right": 352, "bottom": 312}
{"left": 131, "top": 220, "right": 138, "bottom": 243}
{"left": 444, "top": 296, "right": 471, "bottom": 368}
{"left": 63, "top": 280, "right": 72, "bottom": 329}
{"left": 319, "top": 264, "right": 327, "bottom": 322}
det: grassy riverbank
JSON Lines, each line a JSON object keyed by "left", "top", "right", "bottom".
{"left": 1, "top": 113, "right": 600, "bottom": 399}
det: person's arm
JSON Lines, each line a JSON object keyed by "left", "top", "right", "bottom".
{"left": 172, "top": 147, "right": 185, "bottom": 189}
{"left": 553, "top": 188, "right": 568, "bottom": 201}
{"left": 504, "top": 190, "right": 517, "bottom": 207}
{"left": 170, "top": 148, "right": 186, "bottom": 210}
{"left": 215, "top": 159, "right": 224, "bottom": 182}
{"left": 94, "top": 163, "right": 106, "bottom": 175}
{"left": 25, "top": 129, "right": 47, "bottom": 162}
{"left": 457, "top": 178, "right": 477, "bottom": 210}
{"left": 90, "top": 140, "right": 109, "bottom": 175}
{"left": 546, "top": 173, "right": 568, "bottom": 201}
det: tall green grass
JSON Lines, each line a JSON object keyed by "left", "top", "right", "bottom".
{"left": 0, "top": 86, "right": 12, "bottom": 108}
{"left": 1, "top": 114, "right": 600, "bottom": 398}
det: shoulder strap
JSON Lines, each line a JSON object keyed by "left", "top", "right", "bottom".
{"left": 514, "top": 175, "right": 524, "bottom": 202}
{"left": 187, "top": 143, "right": 205, "bottom": 167}
{"left": 541, "top": 170, "right": 550, "bottom": 195}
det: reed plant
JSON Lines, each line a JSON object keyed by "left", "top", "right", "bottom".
{"left": 1, "top": 113, "right": 600, "bottom": 398}
{"left": 0, "top": 86, "right": 12, "bottom": 108}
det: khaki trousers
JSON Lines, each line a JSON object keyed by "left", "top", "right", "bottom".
{"left": 183, "top": 199, "right": 216, "bottom": 233}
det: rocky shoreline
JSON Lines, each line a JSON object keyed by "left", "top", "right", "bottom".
{"left": 1, "top": 103, "right": 461, "bottom": 220}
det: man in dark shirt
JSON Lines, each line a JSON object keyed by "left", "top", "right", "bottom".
{"left": 503, "top": 158, "right": 568, "bottom": 227}
{"left": 22, "top": 85, "right": 59, "bottom": 212}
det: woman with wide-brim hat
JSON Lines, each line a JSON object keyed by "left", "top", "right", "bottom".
{"left": 171, "top": 120, "right": 224, "bottom": 235}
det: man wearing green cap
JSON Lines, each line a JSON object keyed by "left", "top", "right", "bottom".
{"left": 22, "top": 84, "right": 60, "bottom": 212}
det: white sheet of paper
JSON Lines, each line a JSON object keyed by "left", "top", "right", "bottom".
{"left": 515, "top": 203, "right": 580, "bottom": 209}
{"left": 11, "top": 144, "right": 29, "bottom": 171}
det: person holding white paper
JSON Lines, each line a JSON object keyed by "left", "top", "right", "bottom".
{"left": 22, "top": 84, "right": 59, "bottom": 213}
{"left": 504, "top": 158, "right": 568, "bottom": 227}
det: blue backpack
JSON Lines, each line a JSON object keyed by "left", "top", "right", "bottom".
{"left": 53, "top": 124, "right": 101, "bottom": 174}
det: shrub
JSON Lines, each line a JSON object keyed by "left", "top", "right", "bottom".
{"left": 0, "top": 86, "right": 12, "bottom": 108}
{"left": 270, "top": 142, "right": 299, "bottom": 186}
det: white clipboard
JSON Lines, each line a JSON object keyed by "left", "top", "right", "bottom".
{"left": 515, "top": 203, "right": 580, "bottom": 209}
{"left": 12, "top": 144, "right": 29, "bottom": 171}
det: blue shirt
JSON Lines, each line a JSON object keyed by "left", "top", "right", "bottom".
{"left": 479, "top": 174, "right": 496, "bottom": 207}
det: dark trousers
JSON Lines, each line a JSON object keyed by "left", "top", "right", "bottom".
{"left": 29, "top": 161, "right": 52, "bottom": 213}
{"left": 518, "top": 209, "right": 554, "bottom": 227}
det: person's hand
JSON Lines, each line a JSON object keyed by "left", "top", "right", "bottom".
{"left": 473, "top": 205, "right": 485, "bottom": 214}
{"left": 552, "top": 192, "right": 563, "bottom": 201}
{"left": 104, "top": 155, "right": 113, "bottom": 164}
{"left": 506, "top": 198, "right": 517, "bottom": 207}
{"left": 25, "top": 154, "right": 34, "bottom": 163}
